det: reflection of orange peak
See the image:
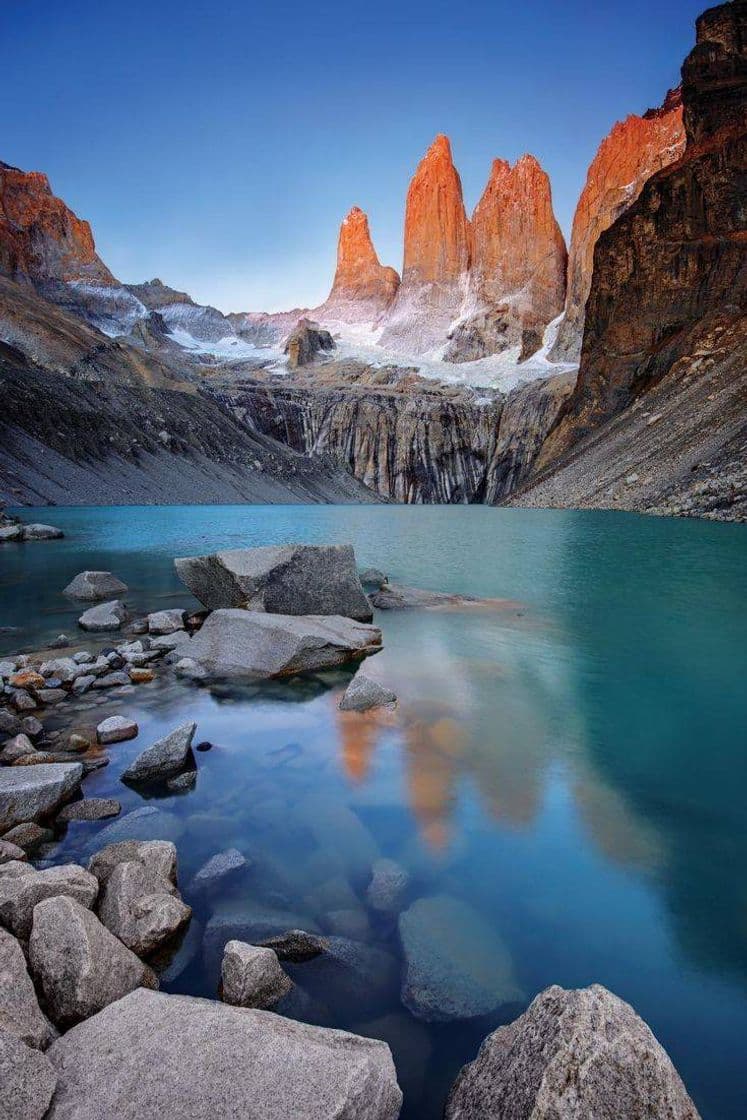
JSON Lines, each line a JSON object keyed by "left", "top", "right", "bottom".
{"left": 334, "top": 698, "right": 395, "bottom": 784}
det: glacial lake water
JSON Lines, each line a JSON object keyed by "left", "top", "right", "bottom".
{"left": 2, "top": 504, "right": 746, "bottom": 1118}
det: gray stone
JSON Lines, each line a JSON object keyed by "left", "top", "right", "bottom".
{"left": 0, "top": 927, "right": 57, "bottom": 1049}
{"left": 97, "top": 715, "right": 138, "bottom": 744}
{"left": 98, "top": 858, "right": 191, "bottom": 957}
{"left": 44, "top": 988, "right": 402, "bottom": 1119}
{"left": 147, "top": 609, "right": 186, "bottom": 635}
{"left": 0, "top": 1028, "right": 57, "bottom": 1120}
{"left": 183, "top": 609, "right": 382, "bottom": 681}
{"left": 0, "top": 708, "right": 21, "bottom": 737}
{"left": 339, "top": 671, "right": 397, "bottom": 712}
{"left": 0, "top": 762, "right": 83, "bottom": 831}
{"left": 72, "top": 651, "right": 94, "bottom": 664}
{"left": 121, "top": 722, "right": 196, "bottom": 784}
{"left": 91, "top": 670, "right": 130, "bottom": 689}
{"left": 71, "top": 674, "right": 95, "bottom": 694}
{"left": 57, "top": 798, "right": 121, "bottom": 823}
{"left": 190, "top": 848, "right": 247, "bottom": 894}
{"left": 21, "top": 523, "right": 64, "bottom": 541}
{"left": 0, "top": 861, "right": 98, "bottom": 940}
{"left": 88, "top": 839, "right": 177, "bottom": 888}
{"left": 203, "top": 904, "right": 320, "bottom": 975}
{"left": 257, "top": 929, "right": 328, "bottom": 962}
{"left": 369, "top": 583, "right": 482, "bottom": 610}
{"left": 174, "top": 544, "right": 373, "bottom": 621}
{"left": 36, "top": 688, "right": 68, "bottom": 704}
{"left": 63, "top": 571, "right": 128, "bottom": 601}
{"left": 0, "top": 523, "right": 22, "bottom": 542}
{"left": 39, "top": 658, "right": 79, "bottom": 682}
{"left": 221, "top": 940, "right": 293, "bottom": 1009}
{"left": 78, "top": 600, "right": 127, "bottom": 632}
{"left": 20, "top": 717, "right": 43, "bottom": 739}
{"left": 366, "top": 859, "right": 410, "bottom": 914}
{"left": 29, "top": 896, "right": 155, "bottom": 1029}
{"left": 2, "top": 823, "right": 53, "bottom": 851}
{"left": 86, "top": 806, "right": 184, "bottom": 851}
{"left": 1, "top": 733, "right": 37, "bottom": 763}
{"left": 399, "top": 894, "right": 523, "bottom": 1021}
{"left": 10, "top": 690, "right": 37, "bottom": 711}
{"left": 0, "top": 839, "right": 27, "bottom": 864}
{"left": 166, "top": 769, "right": 196, "bottom": 793}
{"left": 445, "top": 984, "right": 702, "bottom": 1120}
{"left": 359, "top": 568, "right": 388, "bottom": 589}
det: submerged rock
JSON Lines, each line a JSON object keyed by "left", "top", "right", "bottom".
{"left": 0, "top": 1029, "right": 58, "bottom": 1120}
{"left": 221, "top": 941, "right": 293, "bottom": 1009}
{"left": 339, "top": 671, "right": 397, "bottom": 712}
{"left": 366, "top": 859, "right": 410, "bottom": 915}
{"left": 78, "top": 600, "right": 127, "bottom": 632}
{"left": 399, "top": 894, "right": 523, "bottom": 1021}
{"left": 190, "top": 848, "right": 248, "bottom": 894}
{"left": 257, "top": 929, "right": 329, "bottom": 963}
{"left": 121, "top": 722, "right": 196, "bottom": 784}
{"left": 44, "top": 988, "right": 402, "bottom": 1120}
{"left": 0, "top": 762, "right": 83, "bottom": 832}
{"left": 445, "top": 984, "right": 701, "bottom": 1119}
{"left": 182, "top": 609, "right": 382, "bottom": 681}
{"left": 174, "top": 543, "right": 372, "bottom": 621}
{"left": 63, "top": 571, "right": 128, "bottom": 601}
{"left": 369, "top": 583, "right": 482, "bottom": 610}
{"left": 56, "top": 798, "right": 121, "bottom": 823}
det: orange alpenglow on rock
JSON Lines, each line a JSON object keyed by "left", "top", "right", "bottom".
{"left": 550, "top": 88, "right": 686, "bottom": 361}
{"left": 0, "top": 161, "right": 116, "bottom": 287}
{"left": 317, "top": 206, "right": 399, "bottom": 322}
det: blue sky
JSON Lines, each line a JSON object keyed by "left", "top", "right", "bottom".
{"left": 3, "top": 0, "right": 703, "bottom": 312}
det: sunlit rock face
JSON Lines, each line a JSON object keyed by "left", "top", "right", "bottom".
{"left": 446, "top": 154, "right": 567, "bottom": 363}
{"left": 0, "top": 162, "right": 116, "bottom": 287}
{"left": 550, "top": 88, "right": 686, "bottom": 362}
{"left": 379, "top": 135, "right": 472, "bottom": 354}
{"left": 316, "top": 207, "right": 399, "bottom": 323}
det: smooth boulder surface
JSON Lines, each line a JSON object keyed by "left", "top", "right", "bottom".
{"left": 121, "top": 722, "right": 196, "bottom": 784}
{"left": 174, "top": 544, "right": 373, "bottom": 621}
{"left": 63, "top": 571, "right": 128, "bottom": 601}
{"left": 78, "top": 600, "right": 127, "bottom": 632}
{"left": 0, "top": 861, "right": 98, "bottom": 940}
{"left": 445, "top": 984, "right": 702, "bottom": 1120}
{"left": 0, "top": 763, "right": 83, "bottom": 832}
{"left": 221, "top": 941, "right": 293, "bottom": 1009}
{"left": 0, "top": 1029, "right": 58, "bottom": 1120}
{"left": 97, "top": 715, "right": 138, "bottom": 744}
{"left": 339, "top": 671, "right": 397, "bottom": 712}
{"left": 45, "top": 989, "right": 402, "bottom": 1120}
{"left": 182, "top": 609, "right": 381, "bottom": 681}
{"left": 57, "top": 798, "right": 121, "bottom": 823}
{"left": 29, "top": 896, "right": 155, "bottom": 1028}
{"left": 399, "top": 894, "right": 523, "bottom": 1021}
{"left": 0, "top": 927, "right": 57, "bottom": 1049}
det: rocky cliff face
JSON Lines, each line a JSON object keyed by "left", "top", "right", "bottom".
{"left": 550, "top": 89, "right": 686, "bottom": 362}
{"left": 0, "top": 162, "right": 115, "bottom": 288}
{"left": 316, "top": 207, "right": 399, "bottom": 322}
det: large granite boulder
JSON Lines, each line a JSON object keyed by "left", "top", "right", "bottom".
{"left": 29, "top": 896, "right": 156, "bottom": 1028}
{"left": 88, "top": 839, "right": 177, "bottom": 888}
{"left": 0, "top": 861, "right": 98, "bottom": 940}
{"left": 399, "top": 894, "right": 523, "bottom": 1021}
{"left": 221, "top": 941, "right": 293, "bottom": 1009}
{"left": 45, "top": 989, "right": 401, "bottom": 1119}
{"left": 78, "top": 600, "right": 127, "bottom": 632}
{"left": 98, "top": 855, "right": 190, "bottom": 957}
{"left": 0, "top": 762, "right": 83, "bottom": 831}
{"left": 0, "top": 1029, "right": 58, "bottom": 1120}
{"left": 445, "top": 984, "right": 701, "bottom": 1120}
{"left": 0, "top": 927, "right": 57, "bottom": 1049}
{"left": 181, "top": 609, "right": 381, "bottom": 681}
{"left": 121, "top": 722, "right": 196, "bottom": 784}
{"left": 63, "top": 571, "right": 128, "bottom": 600}
{"left": 339, "top": 671, "right": 397, "bottom": 712}
{"left": 174, "top": 544, "right": 372, "bottom": 621}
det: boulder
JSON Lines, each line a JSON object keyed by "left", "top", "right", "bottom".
{"left": 284, "top": 318, "right": 336, "bottom": 369}
{"left": 444, "top": 984, "right": 701, "bottom": 1120}
{"left": 0, "top": 927, "right": 57, "bottom": 1049}
{"left": 1, "top": 733, "right": 37, "bottom": 763}
{"left": 0, "top": 523, "right": 22, "bottom": 542}
{"left": 78, "top": 600, "right": 127, "bottom": 632}
{"left": 359, "top": 568, "right": 388, "bottom": 589}
{"left": 29, "top": 896, "right": 156, "bottom": 1029}
{"left": 0, "top": 708, "right": 21, "bottom": 737}
{"left": 174, "top": 544, "right": 372, "bottom": 621}
{"left": 1, "top": 823, "right": 52, "bottom": 851}
{"left": 97, "top": 715, "right": 138, "bottom": 744}
{"left": 369, "top": 583, "right": 481, "bottom": 610}
{"left": 0, "top": 762, "right": 83, "bottom": 831}
{"left": 366, "top": 859, "right": 410, "bottom": 914}
{"left": 86, "top": 806, "right": 183, "bottom": 850}
{"left": 21, "top": 523, "right": 64, "bottom": 541}
{"left": 88, "top": 839, "right": 177, "bottom": 888}
{"left": 203, "top": 904, "right": 320, "bottom": 975}
{"left": 221, "top": 941, "right": 293, "bottom": 1009}
{"left": 147, "top": 609, "right": 186, "bottom": 635}
{"left": 166, "top": 769, "right": 196, "bottom": 792}
{"left": 63, "top": 571, "right": 128, "bottom": 601}
{"left": 121, "top": 722, "right": 196, "bottom": 784}
{"left": 57, "top": 798, "right": 121, "bottom": 823}
{"left": 98, "top": 858, "right": 191, "bottom": 957}
{"left": 182, "top": 610, "right": 382, "bottom": 681}
{"left": 399, "top": 894, "right": 523, "bottom": 1021}
{"left": 190, "top": 848, "right": 248, "bottom": 894}
{"left": 339, "top": 672, "right": 397, "bottom": 712}
{"left": 258, "top": 929, "right": 328, "bottom": 963}
{"left": 0, "top": 838, "right": 27, "bottom": 864}
{"left": 0, "top": 1029, "right": 58, "bottom": 1120}
{"left": 0, "top": 861, "right": 98, "bottom": 940}
{"left": 44, "top": 988, "right": 402, "bottom": 1119}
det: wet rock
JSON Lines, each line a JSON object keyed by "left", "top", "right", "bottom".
{"left": 150, "top": 631, "right": 190, "bottom": 652}
{"left": 399, "top": 894, "right": 523, "bottom": 1021}
{"left": 71, "top": 674, "right": 95, "bottom": 694}
{"left": 0, "top": 523, "right": 22, "bottom": 542}
{"left": 2, "top": 823, "right": 53, "bottom": 851}
{"left": 0, "top": 838, "right": 27, "bottom": 864}
{"left": 324, "top": 907, "right": 372, "bottom": 940}
{"left": 36, "top": 687, "right": 68, "bottom": 704}
{"left": 0, "top": 762, "right": 83, "bottom": 831}
{"left": 183, "top": 609, "right": 382, "bottom": 681}
{"left": 369, "top": 583, "right": 481, "bottom": 610}
{"left": 445, "top": 984, "right": 701, "bottom": 1120}
{"left": 44, "top": 988, "right": 402, "bottom": 1120}
{"left": 203, "top": 904, "right": 320, "bottom": 975}
{"left": 0, "top": 861, "right": 98, "bottom": 940}
{"left": 158, "top": 918, "right": 203, "bottom": 983}
{"left": 0, "top": 927, "right": 57, "bottom": 1049}
{"left": 1, "top": 733, "right": 37, "bottom": 763}
{"left": 20, "top": 717, "right": 43, "bottom": 739}
{"left": 88, "top": 839, "right": 177, "bottom": 888}
{"left": 49, "top": 635, "right": 70, "bottom": 649}
{"left": 166, "top": 769, "right": 196, "bottom": 793}
{"left": 63, "top": 571, "right": 128, "bottom": 600}
{"left": 10, "top": 670, "right": 45, "bottom": 690}
{"left": 98, "top": 858, "right": 191, "bottom": 958}
{"left": 10, "top": 690, "right": 37, "bottom": 711}
{"left": 0, "top": 1029, "right": 58, "bottom": 1120}
{"left": 366, "top": 858, "right": 410, "bottom": 914}
{"left": 29, "top": 896, "right": 156, "bottom": 1029}
{"left": 190, "top": 848, "right": 248, "bottom": 894}
{"left": 147, "top": 609, "right": 186, "bottom": 635}
{"left": 97, "top": 715, "right": 138, "bottom": 744}
{"left": 57, "top": 798, "right": 121, "bottom": 823}
{"left": 91, "top": 670, "right": 130, "bottom": 689}
{"left": 174, "top": 543, "right": 372, "bottom": 622}
{"left": 339, "top": 671, "right": 396, "bottom": 712}
{"left": 129, "top": 667, "right": 155, "bottom": 683}
{"left": 21, "top": 523, "right": 64, "bottom": 541}
{"left": 303, "top": 936, "right": 400, "bottom": 1018}
{"left": 121, "top": 721, "right": 196, "bottom": 784}
{"left": 359, "top": 568, "right": 388, "bottom": 589}
{"left": 87, "top": 806, "right": 184, "bottom": 850}
{"left": 257, "top": 929, "right": 329, "bottom": 963}
{"left": 78, "top": 600, "right": 127, "bottom": 632}
{"left": 221, "top": 940, "right": 293, "bottom": 1009}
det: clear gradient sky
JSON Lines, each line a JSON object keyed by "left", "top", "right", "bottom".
{"left": 4, "top": 0, "right": 705, "bottom": 312}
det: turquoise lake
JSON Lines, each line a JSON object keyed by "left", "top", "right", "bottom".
{"left": 2, "top": 504, "right": 746, "bottom": 1118}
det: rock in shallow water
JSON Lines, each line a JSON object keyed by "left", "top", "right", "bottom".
{"left": 221, "top": 941, "right": 293, "bottom": 1009}
{"left": 339, "top": 671, "right": 396, "bottom": 712}
{"left": 98, "top": 856, "right": 191, "bottom": 958}
{"left": 97, "top": 715, "right": 138, "bottom": 744}
{"left": 63, "top": 571, "right": 128, "bottom": 601}
{"left": 444, "top": 984, "right": 702, "bottom": 1120}
{"left": 174, "top": 543, "right": 373, "bottom": 621}
{"left": 78, "top": 600, "right": 128, "bottom": 632}
{"left": 121, "top": 722, "right": 196, "bottom": 784}
{"left": 44, "top": 988, "right": 402, "bottom": 1120}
